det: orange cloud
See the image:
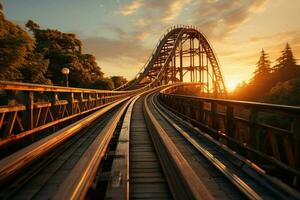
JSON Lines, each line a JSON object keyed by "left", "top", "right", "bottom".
{"left": 120, "top": 0, "right": 142, "bottom": 16}
{"left": 135, "top": 31, "right": 150, "bottom": 40}
{"left": 161, "top": 0, "right": 191, "bottom": 23}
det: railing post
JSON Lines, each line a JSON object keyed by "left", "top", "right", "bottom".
{"left": 69, "top": 92, "right": 75, "bottom": 115}
{"left": 198, "top": 101, "right": 204, "bottom": 123}
{"left": 211, "top": 102, "right": 218, "bottom": 130}
{"left": 51, "top": 92, "right": 59, "bottom": 131}
{"left": 3, "top": 91, "right": 18, "bottom": 138}
{"left": 249, "top": 109, "right": 259, "bottom": 150}
{"left": 96, "top": 93, "right": 100, "bottom": 106}
{"left": 186, "top": 100, "right": 192, "bottom": 123}
{"left": 195, "top": 101, "right": 201, "bottom": 123}
{"left": 292, "top": 117, "right": 300, "bottom": 176}
{"left": 25, "top": 91, "right": 34, "bottom": 130}
{"left": 225, "top": 105, "right": 234, "bottom": 138}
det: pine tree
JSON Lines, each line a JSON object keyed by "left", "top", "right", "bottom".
{"left": 273, "top": 43, "right": 299, "bottom": 81}
{"left": 273, "top": 43, "right": 297, "bottom": 71}
{"left": 253, "top": 49, "right": 271, "bottom": 80}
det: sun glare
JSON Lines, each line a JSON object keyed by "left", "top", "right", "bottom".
{"left": 226, "top": 80, "right": 239, "bottom": 92}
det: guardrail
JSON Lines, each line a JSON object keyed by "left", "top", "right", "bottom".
{"left": 158, "top": 84, "right": 300, "bottom": 187}
{"left": 0, "top": 81, "right": 134, "bottom": 146}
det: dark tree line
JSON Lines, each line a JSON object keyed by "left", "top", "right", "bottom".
{"left": 0, "top": 3, "right": 126, "bottom": 89}
{"left": 232, "top": 44, "right": 300, "bottom": 105}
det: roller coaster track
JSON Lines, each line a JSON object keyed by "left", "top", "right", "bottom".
{"left": 0, "top": 25, "right": 299, "bottom": 200}
{"left": 0, "top": 88, "right": 299, "bottom": 200}
{"left": 115, "top": 25, "right": 227, "bottom": 97}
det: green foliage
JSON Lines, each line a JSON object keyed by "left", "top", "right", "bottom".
{"left": 232, "top": 44, "right": 300, "bottom": 104}
{"left": 20, "top": 53, "right": 52, "bottom": 84}
{"left": 0, "top": 8, "right": 34, "bottom": 81}
{"left": 272, "top": 43, "right": 299, "bottom": 82}
{"left": 89, "top": 78, "right": 114, "bottom": 90}
{"left": 263, "top": 77, "right": 300, "bottom": 106}
{"left": 25, "top": 20, "right": 40, "bottom": 31}
{"left": 111, "top": 76, "right": 127, "bottom": 88}
{"left": 253, "top": 49, "right": 271, "bottom": 80}
{"left": 0, "top": 3, "right": 113, "bottom": 89}
{"left": 26, "top": 20, "right": 104, "bottom": 87}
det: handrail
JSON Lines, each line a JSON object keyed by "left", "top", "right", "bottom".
{"left": 0, "top": 81, "right": 128, "bottom": 93}
{"left": 0, "top": 80, "right": 138, "bottom": 147}
{"left": 158, "top": 84, "right": 300, "bottom": 188}
{"left": 160, "top": 87, "right": 300, "bottom": 114}
{"left": 0, "top": 97, "right": 129, "bottom": 186}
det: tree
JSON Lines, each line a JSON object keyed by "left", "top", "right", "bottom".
{"left": 263, "top": 77, "right": 300, "bottom": 106}
{"left": 111, "top": 76, "right": 127, "bottom": 88}
{"left": 90, "top": 78, "right": 114, "bottom": 90}
{"left": 0, "top": 4, "right": 116, "bottom": 90}
{"left": 272, "top": 43, "right": 299, "bottom": 81}
{"left": 20, "top": 53, "right": 52, "bottom": 84}
{"left": 25, "top": 20, "right": 104, "bottom": 87}
{"left": 25, "top": 20, "right": 40, "bottom": 31}
{"left": 0, "top": 6, "right": 34, "bottom": 81}
{"left": 253, "top": 49, "right": 271, "bottom": 80}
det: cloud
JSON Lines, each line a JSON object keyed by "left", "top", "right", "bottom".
{"left": 135, "top": 18, "right": 152, "bottom": 27}
{"left": 190, "top": 0, "right": 269, "bottom": 39}
{"left": 82, "top": 35, "right": 152, "bottom": 78}
{"left": 120, "top": 0, "right": 142, "bottom": 16}
{"left": 118, "top": 0, "right": 269, "bottom": 41}
{"left": 134, "top": 31, "right": 150, "bottom": 40}
{"left": 248, "top": 29, "right": 300, "bottom": 44}
{"left": 161, "top": 0, "right": 191, "bottom": 23}
{"left": 83, "top": 36, "right": 150, "bottom": 61}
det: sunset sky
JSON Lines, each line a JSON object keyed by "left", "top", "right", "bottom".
{"left": 2, "top": 0, "right": 300, "bottom": 90}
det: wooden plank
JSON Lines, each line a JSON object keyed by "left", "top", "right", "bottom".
{"left": 105, "top": 95, "right": 140, "bottom": 200}
{"left": 144, "top": 92, "right": 214, "bottom": 200}
{"left": 52, "top": 97, "right": 133, "bottom": 200}
{"left": 129, "top": 97, "right": 172, "bottom": 200}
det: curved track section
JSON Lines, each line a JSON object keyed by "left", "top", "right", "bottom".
{"left": 116, "top": 25, "right": 227, "bottom": 97}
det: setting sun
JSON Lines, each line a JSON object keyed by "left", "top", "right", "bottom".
{"left": 226, "top": 79, "right": 240, "bottom": 92}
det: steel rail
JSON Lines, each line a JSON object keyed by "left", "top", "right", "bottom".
{"left": 53, "top": 95, "right": 135, "bottom": 200}
{"left": 143, "top": 91, "right": 214, "bottom": 200}
{"left": 151, "top": 94, "right": 262, "bottom": 200}
{"left": 0, "top": 96, "right": 131, "bottom": 186}
{"left": 153, "top": 93, "right": 300, "bottom": 199}
{"left": 53, "top": 87, "right": 165, "bottom": 200}
{"left": 104, "top": 94, "right": 141, "bottom": 200}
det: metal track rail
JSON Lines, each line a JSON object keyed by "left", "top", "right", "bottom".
{"left": 0, "top": 98, "right": 131, "bottom": 199}
{"left": 106, "top": 89, "right": 214, "bottom": 199}
{"left": 53, "top": 96, "right": 135, "bottom": 199}
{"left": 143, "top": 92, "right": 214, "bottom": 200}
{"left": 152, "top": 93, "right": 300, "bottom": 200}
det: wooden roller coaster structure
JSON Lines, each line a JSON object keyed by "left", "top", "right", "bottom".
{"left": 116, "top": 25, "right": 227, "bottom": 97}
